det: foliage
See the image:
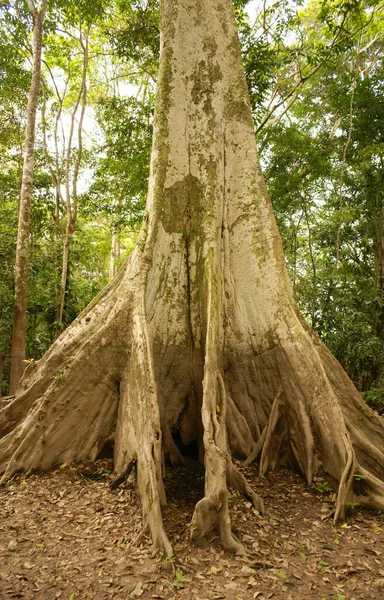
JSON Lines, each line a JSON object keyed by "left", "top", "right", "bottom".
{"left": 110, "top": 0, "right": 160, "bottom": 83}
{"left": 258, "top": 0, "right": 384, "bottom": 391}
{"left": 87, "top": 94, "right": 154, "bottom": 232}
{"left": 1, "top": 0, "right": 384, "bottom": 400}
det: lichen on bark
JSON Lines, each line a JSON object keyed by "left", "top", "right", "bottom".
{"left": 1, "top": 0, "right": 384, "bottom": 557}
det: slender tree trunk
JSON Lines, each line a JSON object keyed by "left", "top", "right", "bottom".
{"left": 57, "top": 232, "right": 71, "bottom": 327}
{"left": 302, "top": 195, "right": 317, "bottom": 327}
{"left": 57, "top": 28, "right": 89, "bottom": 329}
{"left": 9, "top": 0, "right": 47, "bottom": 394}
{"left": 41, "top": 80, "right": 65, "bottom": 234}
{"left": 370, "top": 205, "right": 384, "bottom": 388}
{"left": 1, "top": 0, "right": 384, "bottom": 557}
{"left": 109, "top": 230, "right": 120, "bottom": 282}
{"left": 0, "top": 355, "right": 4, "bottom": 396}
{"left": 375, "top": 206, "right": 384, "bottom": 313}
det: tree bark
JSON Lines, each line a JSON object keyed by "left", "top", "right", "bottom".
{"left": 109, "top": 229, "right": 120, "bottom": 282}
{"left": 9, "top": 0, "right": 47, "bottom": 395}
{"left": 2, "top": 0, "right": 384, "bottom": 556}
{"left": 57, "top": 28, "right": 89, "bottom": 329}
{"left": 0, "top": 355, "right": 4, "bottom": 396}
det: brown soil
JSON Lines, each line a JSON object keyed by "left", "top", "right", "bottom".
{"left": 1, "top": 459, "right": 383, "bottom": 600}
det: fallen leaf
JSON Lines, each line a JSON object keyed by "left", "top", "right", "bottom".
{"left": 224, "top": 582, "right": 238, "bottom": 590}
{"left": 275, "top": 571, "right": 286, "bottom": 579}
{"left": 130, "top": 581, "right": 144, "bottom": 598}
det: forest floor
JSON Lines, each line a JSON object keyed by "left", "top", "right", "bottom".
{"left": 0, "top": 458, "right": 383, "bottom": 600}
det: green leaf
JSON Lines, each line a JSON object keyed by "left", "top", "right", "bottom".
{"left": 275, "top": 571, "right": 287, "bottom": 579}
{"left": 175, "top": 569, "right": 184, "bottom": 583}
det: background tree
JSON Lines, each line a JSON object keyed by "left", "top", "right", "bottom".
{"left": 0, "top": 4, "right": 31, "bottom": 393}
{"left": 9, "top": 0, "right": 47, "bottom": 394}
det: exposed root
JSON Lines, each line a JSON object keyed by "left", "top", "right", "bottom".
{"left": 190, "top": 496, "right": 222, "bottom": 541}
{"left": 191, "top": 366, "right": 257, "bottom": 554}
{"left": 334, "top": 433, "right": 356, "bottom": 523}
{"left": 0, "top": 369, "right": 119, "bottom": 482}
{"left": 226, "top": 456, "right": 264, "bottom": 513}
{"left": 113, "top": 285, "right": 172, "bottom": 555}
{"left": 227, "top": 395, "right": 255, "bottom": 458}
{"left": 258, "top": 391, "right": 353, "bottom": 523}
{"left": 109, "top": 459, "right": 136, "bottom": 490}
{"left": 259, "top": 387, "right": 284, "bottom": 477}
{"left": 136, "top": 442, "right": 173, "bottom": 556}
{"left": 356, "top": 468, "right": 384, "bottom": 512}
{"left": 190, "top": 495, "right": 246, "bottom": 555}
{"left": 252, "top": 346, "right": 384, "bottom": 525}
{"left": 218, "top": 504, "right": 248, "bottom": 555}
{"left": 133, "top": 524, "right": 150, "bottom": 546}
{"left": 190, "top": 365, "right": 246, "bottom": 553}
{"left": 243, "top": 425, "right": 267, "bottom": 466}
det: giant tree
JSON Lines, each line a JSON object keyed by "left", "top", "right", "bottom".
{"left": 1, "top": 0, "right": 384, "bottom": 556}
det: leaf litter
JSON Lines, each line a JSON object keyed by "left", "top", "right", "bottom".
{"left": 0, "top": 459, "right": 383, "bottom": 599}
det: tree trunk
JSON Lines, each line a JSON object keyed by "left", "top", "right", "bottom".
{"left": 0, "top": 355, "right": 4, "bottom": 396}
{"left": 109, "top": 230, "right": 120, "bottom": 282}
{"left": 57, "top": 27, "right": 89, "bottom": 330}
{"left": 57, "top": 231, "right": 71, "bottom": 327}
{"left": 1, "top": 0, "right": 384, "bottom": 556}
{"left": 9, "top": 0, "right": 47, "bottom": 394}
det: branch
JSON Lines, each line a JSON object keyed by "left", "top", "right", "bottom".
{"left": 255, "top": 61, "right": 323, "bottom": 135}
{"left": 72, "top": 26, "right": 90, "bottom": 224}
{"left": 40, "top": 83, "right": 65, "bottom": 239}
{"left": 25, "top": 0, "right": 36, "bottom": 14}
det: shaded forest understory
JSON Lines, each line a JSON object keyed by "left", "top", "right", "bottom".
{"left": 1, "top": 459, "right": 384, "bottom": 599}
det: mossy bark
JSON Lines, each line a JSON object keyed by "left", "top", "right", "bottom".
{"left": 1, "top": 0, "right": 384, "bottom": 555}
